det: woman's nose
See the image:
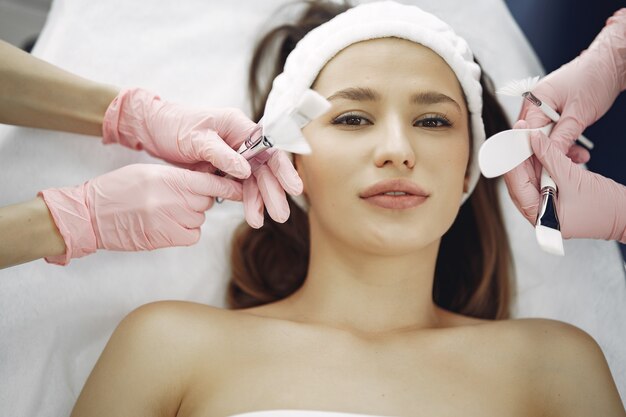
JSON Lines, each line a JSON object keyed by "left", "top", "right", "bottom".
{"left": 372, "top": 119, "right": 416, "bottom": 169}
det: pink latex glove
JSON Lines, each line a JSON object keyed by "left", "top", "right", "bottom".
{"left": 103, "top": 88, "right": 255, "bottom": 176}
{"left": 102, "top": 88, "right": 303, "bottom": 227}
{"left": 242, "top": 148, "right": 303, "bottom": 228}
{"left": 505, "top": 124, "right": 626, "bottom": 243}
{"left": 38, "top": 164, "right": 243, "bottom": 265}
{"left": 519, "top": 8, "right": 626, "bottom": 161}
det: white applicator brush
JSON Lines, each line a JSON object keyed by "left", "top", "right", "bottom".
{"left": 239, "top": 88, "right": 331, "bottom": 163}
{"left": 497, "top": 77, "right": 569, "bottom": 256}
{"left": 497, "top": 76, "right": 594, "bottom": 150}
{"left": 535, "top": 169, "right": 564, "bottom": 255}
{"left": 215, "top": 89, "right": 330, "bottom": 203}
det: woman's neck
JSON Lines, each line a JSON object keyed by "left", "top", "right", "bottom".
{"left": 277, "top": 228, "right": 444, "bottom": 336}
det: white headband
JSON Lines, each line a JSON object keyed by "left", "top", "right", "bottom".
{"left": 265, "top": 0, "right": 484, "bottom": 209}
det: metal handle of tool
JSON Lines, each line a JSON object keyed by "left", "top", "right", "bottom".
{"left": 215, "top": 124, "right": 274, "bottom": 204}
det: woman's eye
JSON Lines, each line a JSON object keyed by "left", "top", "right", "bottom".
{"left": 414, "top": 116, "right": 452, "bottom": 128}
{"left": 331, "top": 114, "right": 371, "bottom": 126}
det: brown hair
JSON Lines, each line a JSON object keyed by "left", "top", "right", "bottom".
{"left": 228, "top": 0, "right": 514, "bottom": 320}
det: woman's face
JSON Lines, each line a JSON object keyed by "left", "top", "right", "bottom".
{"left": 297, "top": 37, "right": 471, "bottom": 254}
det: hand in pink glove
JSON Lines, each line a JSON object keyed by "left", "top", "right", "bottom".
{"left": 102, "top": 88, "right": 258, "bottom": 175}
{"left": 505, "top": 124, "right": 626, "bottom": 243}
{"left": 38, "top": 164, "right": 243, "bottom": 265}
{"left": 519, "top": 8, "right": 626, "bottom": 161}
{"left": 102, "top": 88, "right": 302, "bottom": 228}
{"left": 242, "top": 148, "right": 303, "bottom": 228}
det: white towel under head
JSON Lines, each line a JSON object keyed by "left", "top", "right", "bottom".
{"left": 263, "top": 0, "right": 485, "bottom": 209}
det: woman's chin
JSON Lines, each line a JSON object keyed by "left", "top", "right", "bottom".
{"left": 353, "top": 233, "right": 440, "bottom": 256}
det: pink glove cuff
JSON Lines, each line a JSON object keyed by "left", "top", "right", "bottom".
{"left": 38, "top": 185, "right": 97, "bottom": 265}
{"left": 102, "top": 88, "right": 160, "bottom": 151}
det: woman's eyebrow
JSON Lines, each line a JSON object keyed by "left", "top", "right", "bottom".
{"left": 411, "top": 91, "right": 462, "bottom": 113}
{"left": 327, "top": 88, "right": 462, "bottom": 112}
{"left": 327, "top": 87, "right": 380, "bottom": 102}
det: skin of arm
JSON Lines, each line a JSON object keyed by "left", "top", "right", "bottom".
{"left": 0, "top": 41, "right": 118, "bottom": 268}
{"left": 0, "top": 197, "right": 65, "bottom": 269}
{"left": 0, "top": 42, "right": 117, "bottom": 269}
{"left": 0, "top": 40, "right": 118, "bottom": 136}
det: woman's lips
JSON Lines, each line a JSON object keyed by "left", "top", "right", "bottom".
{"left": 362, "top": 194, "right": 428, "bottom": 209}
{"left": 359, "top": 179, "right": 430, "bottom": 210}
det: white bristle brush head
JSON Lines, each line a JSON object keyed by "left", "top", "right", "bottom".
{"left": 535, "top": 225, "right": 565, "bottom": 256}
{"left": 263, "top": 89, "right": 331, "bottom": 155}
{"left": 497, "top": 76, "right": 540, "bottom": 97}
{"left": 292, "top": 89, "right": 332, "bottom": 128}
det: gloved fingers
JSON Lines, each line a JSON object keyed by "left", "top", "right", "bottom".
{"left": 171, "top": 160, "right": 218, "bottom": 174}
{"left": 513, "top": 119, "right": 540, "bottom": 182}
{"left": 608, "top": 8, "right": 626, "bottom": 23}
{"left": 503, "top": 159, "right": 541, "bottom": 224}
{"left": 213, "top": 107, "right": 259, "bottom": 149}
{"left": 164, "top": 205, "right": 207, "bottom": 230}
{"left": 519, "top": 102, "right": 551, "bottom": 130}
{"left": 612, "top": 8, "right": 626, "bottom": 18}
{"left": 527, "top": 130, "right": 587, "bottom": 239}
{"left": 243, "top": 177, "right": 264, "bottom": 229}
{"left": 512, "top": 119, "right": 529, "bottom": 130}
{"left": 135, "top": 225, "right": 200, "bottom": 251}
{"left": 503, "top": 118, "right": 541, "bottom": 224}
{"left": 565, "top": 144, "right": 591, "bottom": 164}
{"left": 511, "top": 119, "right": 540, "bottom": 182}
{"left": 179, "top": 210, "right": 206, "bottom": 229}
{"left": 254, "top": 164, "right": 290, "bottom": 223}
{"left": 182, "top": 170, "right": 243, "bottom": 201}
{"left": 166, "top": 227, "right": 202, "bottom": 247}
{"left": 528, "top": 129, "right": 580, "bottom": 184}
{"left": 190, "top": 130, "right": 251, "bottom": 179}
{"left": 266, "top": 149, "right": 304, "bottom": 196}
{"left": 183, "top": 193, "right": 215, "bottom": 213}
{"left": 547, "top": 114, "right": 586, "bottom": 154}
{"left": 182, "top": 228, "right": 202, "bottom": 246}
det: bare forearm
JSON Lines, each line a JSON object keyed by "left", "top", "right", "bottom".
{"left": 0, "top": 40, "right": 119, "bottom": 136}
{"left": 0, "top": 197, "right": 66, "bottom": 269}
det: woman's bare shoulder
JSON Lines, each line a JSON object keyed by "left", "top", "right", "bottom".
{"left": 116, "top": 300, "right": 288, "bottom": 356}
{"left": 123, "top": 300, "right": 238, "bottom": 326}
{"left": 439, "top": 315, "right": 595, "bottom": 368}
{"left": 479, "top": 316, "right": 593, "bottom": 341}
{"left": 486, "top": 318, "right": 624, "bottom": 416}
{"left": 72, "top": 301, "right": 254, "bottom": 416}
{"left": 488, "top": 317, "right": 608, "bottom": 358}
{"left": 470, "top": 317, "right": 609, "bottom": 368}
{"left": 119, "top": 300, "right": 260, "bottom": 346}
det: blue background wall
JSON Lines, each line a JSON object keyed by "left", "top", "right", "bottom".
{"left": 504, "top": 0, "right": 626, "bottom": 257}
